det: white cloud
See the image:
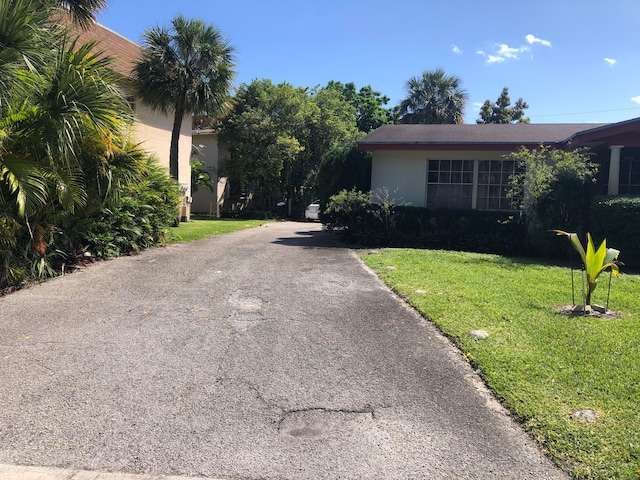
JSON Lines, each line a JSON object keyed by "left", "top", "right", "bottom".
{"left": 631, "top": 96, "right": 640, "bottom": 104}
{"left": 478, "top": 43, "right": 528, "bottom": 64}
{"left": 487, "top": 55, "right": 505, "bottom": 64}
{"left": 451, "top": 45, "right": 462, "bottom": 55}
{"left": 497, "top": 43, "right": 529, "bottom": 59}
{"left": 604, "top": 57, "right": 616, "bottom": 66}
{"left": 525, "top": 34, "right": 552, "bottom": 47}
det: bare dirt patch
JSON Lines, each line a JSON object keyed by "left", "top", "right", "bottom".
{"left": 554, "top": 304, "right": 621, "bottom": 320}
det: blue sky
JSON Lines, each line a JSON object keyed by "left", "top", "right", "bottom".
{"left": 98, "top": 0, "right": 640, "bottom": 124}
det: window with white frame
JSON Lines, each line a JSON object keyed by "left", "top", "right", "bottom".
{"left": 426, "top": 159, "right": 519, "bottom": 211}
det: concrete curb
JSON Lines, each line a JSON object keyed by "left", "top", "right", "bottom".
{"left": 0, "top": 464, "right": 227, "bottom": 480}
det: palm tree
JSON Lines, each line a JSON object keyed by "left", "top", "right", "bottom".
{"left": 133, "top": 15, "right": 236, "bottom": 180}
{"left": 398, "top": 68, "right": 468, "bottom": 124}
{"left": 52, "top": 0, "right": 108, "bottom": 28}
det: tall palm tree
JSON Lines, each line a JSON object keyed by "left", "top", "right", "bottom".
{"left": 133, "top": 15, "right": 236, "bottom": 180}
{"left": 398, "top": 68, "right": 468, "bottom": 124}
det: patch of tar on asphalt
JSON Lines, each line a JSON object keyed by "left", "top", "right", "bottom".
{"left": 228, "top": 292, "right": 263, "bottom": 311}
{"left": 228, "top": 292, "right": 266, "bottom": 332}
{"left": 279, "top": 408, "right": 375, "bottom": 439}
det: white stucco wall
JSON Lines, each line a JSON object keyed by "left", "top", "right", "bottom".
{"left": 371, "top": 151, "right": 428, "bottom": 207}
{"left": 371, "top": 149, "right": 508, "bottom": 207}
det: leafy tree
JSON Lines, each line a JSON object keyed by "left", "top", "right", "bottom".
{"left": 398, "top": 68, "right": 468, "bottom": 124}
{"left": 315, "top": 142, "right": 371, "bottom": 205}
{"left": 508, "top": 146, "right": 598, "bottom": 254}
{"left": 323, "top": 81, "right": 392, "bottom": 132}
{"left": 477, "top": 87, "right": 529, "bottom": 124}
{"left": 219, "top": 79, "right": 359, "bottom": 214}
{"left": 133, "top": 15, "right": 236, "bottom": 180}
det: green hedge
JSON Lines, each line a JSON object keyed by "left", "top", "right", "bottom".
{"left": 590, "top": 196, "right": 640, "bottom": 269}
{"left": 323, "top": 190, "right": 526, "bottom": 255}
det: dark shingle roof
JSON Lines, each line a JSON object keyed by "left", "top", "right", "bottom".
{"left": 358, "top": 123, "right": 607, "bottom": 149}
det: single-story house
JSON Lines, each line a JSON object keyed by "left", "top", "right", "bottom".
{"left": 357, "top": 118, "right": 640, "bottom": 210}
{"left": 73, "top": 21, "right": 194, "bottom": 219}
{"left": 191, "top": 128, "right": 230, "bottom": 216}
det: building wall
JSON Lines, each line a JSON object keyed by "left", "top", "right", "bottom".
{"left": 191, "top": 131, "right": 230, "bottom": 216}
{"left": 371, "top": 151, "right": 428, "bottom": 206}
{"left": 371, "top": 149, "right": 506, "bottom": 207}
{"left": 134, "top": 104, "right": 193, "bottom": 218}
{"left": 134, "top": 103, "right": 192, "bottom": 190}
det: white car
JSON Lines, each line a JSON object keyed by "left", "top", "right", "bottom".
{"left": 304, "top": 201, "right": 321, "bottom": 220}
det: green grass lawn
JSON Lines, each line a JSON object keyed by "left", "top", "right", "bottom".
{"left": 362, "top": 249, "right": 640, "bottom": 479}
{"left": 168, "top": 217, "right": 272, "bottom": 243}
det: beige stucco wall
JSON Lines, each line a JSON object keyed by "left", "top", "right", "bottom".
{"left": 134, "top": 103, "right": 193, "bottom": 218}
{"left": 134, "top": 103, "right": 193, "bottom": 190}
{"left": 371, "top": 149, "right": 508, "bottom": 207}
{"left": 190, "top": 131, "right": 230, "bottom": 216}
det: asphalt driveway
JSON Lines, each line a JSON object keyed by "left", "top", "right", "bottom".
{"left": 0, "top": 221, "right": 567, "bottom": 479}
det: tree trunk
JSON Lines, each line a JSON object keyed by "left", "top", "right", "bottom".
{"left": 169, "top": 106, "right": 185, "bottom": 180}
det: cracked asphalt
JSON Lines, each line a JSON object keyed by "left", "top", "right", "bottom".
{"left": 0, "top": 221, "right": 567, "bottom": 479}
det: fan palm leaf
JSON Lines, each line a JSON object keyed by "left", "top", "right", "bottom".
{"left": 399, "top": 68, "right": 468, "bottom": 124}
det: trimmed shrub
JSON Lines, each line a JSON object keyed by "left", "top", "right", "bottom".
{"left": 323, "top": 189, "right": 526, "bottom": 254}
{"left": 590, "top": 195, "right": 640, "bottom": 269}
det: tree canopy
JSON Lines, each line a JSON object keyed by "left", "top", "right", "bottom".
{"left": 133, "top": 15, "right": 236, "bottom": 180}
{"left": 477, "top": 87, "right": 530, "bottom": 124}
{"left": 323, "top": 81, "right": 393, "bottom": 133}
{"left": 398, "top": 68, "right": 468, "bottom": 124}
{"left": 219, "top": 79, "right": 361, "bottom": 213}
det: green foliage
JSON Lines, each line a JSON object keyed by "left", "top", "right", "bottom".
{"left": 190, "top": 157, "right": 214, "bottom": 193}
{"left": 315, "top": 143, "right": 371, "bottom": 205}
{"left": 0, "top": 1, "right": 184, "bottom": 288}
{"left": 590, "top": 196, "right": 640, "bottom": 268}
{"left": 553, "top": 230, "right": 621, "bottom": 305}
{"left": 476, "top": 87, "right": 530, "bottom": 124}
{"left": 323, "top": 188, "right": 376, "bottom": 235}
{"left": 398, "top": 68, "right": 468, "bottom": 124}
{"left": 508, "top": 146, "right": 598, "bottom": 254}
{"left": 63, "top": 156, "right": 180, "bottom": 258}
{"left": 323, "top": 189, "right": 525, "bottom": 253}
{"left": 323, "top": 81, "right": 393, "bottom": 132}
{"left": 219, "top": 79, "right": 360, "bottom": 215}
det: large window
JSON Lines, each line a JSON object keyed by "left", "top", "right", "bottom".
{"left": 476, "top": 159, "right": 518, "bottom": 210}
{"left": 426, "top": 160, "right": 474, "bottom": 209}
{"left": 619, "top": 156, "right": 640, "bottom": 194}
{"left": 426, "top": 159, "right": 519, "bottom": 211}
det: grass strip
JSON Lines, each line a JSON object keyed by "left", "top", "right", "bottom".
{"left": 168, "top": 217, "right": 272, "bottom": 243}
{"left": 361, "top": 248, "right": 640, "bottom": 479}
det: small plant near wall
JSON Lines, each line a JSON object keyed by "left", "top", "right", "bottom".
{"left": 553, "top": 230, "right": 623, "bottom": 311}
